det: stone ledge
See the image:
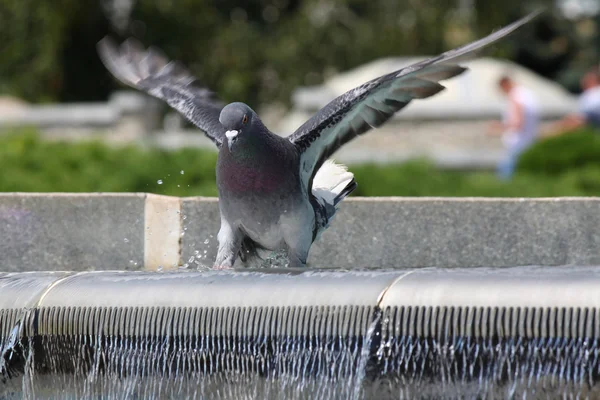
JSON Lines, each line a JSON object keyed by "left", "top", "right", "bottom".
{"left": 1, "top": 194, "right": 599, "bottom": 271}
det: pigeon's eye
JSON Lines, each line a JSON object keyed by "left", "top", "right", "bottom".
{"left": 242, "top": 115, "right": 248, "bottom": 124}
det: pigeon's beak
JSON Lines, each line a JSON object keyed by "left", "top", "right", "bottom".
{"left": 225, "top": 130, "right": 239, "bottom": 152}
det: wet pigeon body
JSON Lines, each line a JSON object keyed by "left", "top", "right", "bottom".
{"left": 98, "top": 11, "right": 539, "bottom": 268}
{"left": 215, "top": 109, "right": 314, "bottom": 267}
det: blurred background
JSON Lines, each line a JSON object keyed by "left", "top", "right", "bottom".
{"left": 0, "top": 0, "right": 598, "bottom": 197}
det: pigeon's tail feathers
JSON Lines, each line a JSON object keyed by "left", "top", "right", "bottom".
{"left": 311, "top": 160, "right": 356, "bottom": 239}
{"left": 334, "top": 179, "right": 357, "bottom": 206}
{"left": 312, "top": 160, "right": 356, "bottom": 206}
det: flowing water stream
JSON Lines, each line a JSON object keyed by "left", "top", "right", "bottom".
{"left": 2, "top": 309, "right": 599, "bottom": 399}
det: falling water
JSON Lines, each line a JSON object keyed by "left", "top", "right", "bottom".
{"left": 3, "top": 304, "right": 600, "bottom": 399}
{"left": 1, "top": 306, "right": 382, "bottom": 399}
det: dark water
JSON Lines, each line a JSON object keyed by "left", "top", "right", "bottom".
{"left": 2, "top": 323, "right": 600, "bottom": 399}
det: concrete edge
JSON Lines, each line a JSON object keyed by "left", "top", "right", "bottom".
{"left": 2, "top": 194, "right": 600, "bottom": 271}
{"left": 144, "top": 194, "right": 182, "bottom": 271}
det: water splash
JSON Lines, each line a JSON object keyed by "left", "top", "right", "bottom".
{"left": 0, "top": 324, "right": 21, "bottom": 379}
{"left": 351, "top": 314, "right": 380, "bottom": 400}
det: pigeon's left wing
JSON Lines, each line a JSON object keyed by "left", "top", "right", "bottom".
{"left": 288, "top": 11, "right": 540, "bottom": 188}
{"left": 98, "top": 38, "right": 226, "bottom": 147}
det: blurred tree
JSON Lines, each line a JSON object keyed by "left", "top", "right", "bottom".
{"left": 0, "top": 0, "right": 597, "bottom": 104}
{"left": 473, "top": 0, "right": 599, "bottom": 93}
{"left": 0, "top": 0, "right": 75, "bottom": 101}
{"left": 125, "top": 0, "right": 457, "bottom": 105}
{"left": 0, "top": 0, "right": 113, "bottom": 102}
{"left": 59, "top": 2, "right": 113, "bottom": 102}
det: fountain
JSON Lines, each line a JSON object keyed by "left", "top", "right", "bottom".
{"left": 2, "top": 266, "right": 600, "bottom": 399}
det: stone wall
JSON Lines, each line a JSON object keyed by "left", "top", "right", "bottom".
{"left": 1, "top": 194, "right": 598, "bottom": 271}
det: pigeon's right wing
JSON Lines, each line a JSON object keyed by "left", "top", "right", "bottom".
{"left": 98, "top": 38, "right": 226, "bottom": 147}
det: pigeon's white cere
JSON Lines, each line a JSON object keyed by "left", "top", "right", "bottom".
{"left": 225, "top": 130, "right": 239, "bottom": 140}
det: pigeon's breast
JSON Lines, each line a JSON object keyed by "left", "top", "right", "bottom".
{"left": 216, "top": 142, "right": 300, "bottom": 197}
{"left": 218, "top": 162, "right": 289, "bottom": 194}
{"left": 215, "top": 137, "right": 305, "bottom": 242}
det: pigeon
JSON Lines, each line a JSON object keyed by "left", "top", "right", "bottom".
{"left": 98, "top": 11, "right": 539, "bottom": 269}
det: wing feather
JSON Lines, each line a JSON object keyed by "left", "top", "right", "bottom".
{"left": 98, "top": 38, "right": 226, "bottom": 146}
{"left": 288, "top": 10, "right": 541, "bottom": 188}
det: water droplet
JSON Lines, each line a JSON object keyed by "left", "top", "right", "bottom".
{"left": 157, "top": 179, "right": 163, "bottom": 185}
{"left": 203, "top": 250, "right": 207, "bottom": 254}
{"left": 180, "top": 170, "right": 185, "bottom": 175}
{"left": 204, "top": 239, "right": 210, "bottom": 244}
{"left": 183, "top": 215, "right": 187, "bottom": 220}
{"left": 182, "top": 263, "right": 189, "bottom": 269}
{"left": 157, "top": 265, "right": 163, "bottom": 272}
{"left": 177, "top": 184, "right": 180, "bottom": 188}
{"left": 188, "top": 256, "right": 195, "bottom": 263}
{"left": 123, "top": 238, "right": 129, "bottom": 243}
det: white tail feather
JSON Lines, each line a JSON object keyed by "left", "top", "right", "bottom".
{"left": 312, "top": 160, "right": 354, "bottom": 206}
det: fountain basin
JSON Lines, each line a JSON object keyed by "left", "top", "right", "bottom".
{"left": 2, "top": 267, "right": 600, "bottom": 399}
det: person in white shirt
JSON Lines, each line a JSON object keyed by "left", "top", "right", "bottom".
{"left": 545, "top": 67, "right": 600, "bottom": 135}
{"left": 488, "top": 76, "right": 540, "bottom": 180}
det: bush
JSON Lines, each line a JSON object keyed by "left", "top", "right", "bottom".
{"left": 518, "top": 128, "right": 600, "bottom": 175}
{"left": 0, "top": 129, "right": 219, "bottom": 196}
{"left": 0, "top": 129, "right": 599, "bottom": 197}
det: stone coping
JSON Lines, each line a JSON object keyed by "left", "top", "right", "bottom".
{"left": 0, "top": 193, "right": 598, "bottom": 271}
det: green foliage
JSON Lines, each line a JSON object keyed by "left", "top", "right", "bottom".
{"left": 0, "top": 0, "right": 112, "bottom": 102}
{"left": 3, "top": 0, "right": 583, "bottom": 105}
{"left": 0, "top": 129, "right": 218, "bottom": 196}
{"left": 1, "top": 129, "right": 599, "bottom": 198}
{"left": 518, "top": 130, "right": 600, "bottom": 175}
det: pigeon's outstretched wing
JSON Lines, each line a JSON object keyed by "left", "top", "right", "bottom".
{"left": 98, "top": 38, "right": 226, "bottom": 147}
{"left": 288, "top": 10, "right": 541, "bottom": 188}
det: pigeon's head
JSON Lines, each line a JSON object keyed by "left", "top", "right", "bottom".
{"left": 219, "top": 102, "right": 257, "bottom": 152}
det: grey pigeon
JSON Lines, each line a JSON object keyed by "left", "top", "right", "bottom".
{"left": 98, "top": 11, "right": 539, "bottom": 269}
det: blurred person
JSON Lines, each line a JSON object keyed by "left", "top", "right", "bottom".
{"left": 488, "top": 75, "right": 540, "bottom": 180}
{"left": 545, "top": 66, "right": 600, "bottom": 135}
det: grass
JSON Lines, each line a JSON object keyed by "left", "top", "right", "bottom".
{"left": 0, "top": 128, "right": 599, "bottom": 197}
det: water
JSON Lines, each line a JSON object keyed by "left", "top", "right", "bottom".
{"left": 3, "top": 306, "right": 599, "bottom": 399}
{"left": 3, "top": 308, "right": 379, "bottom": 399}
